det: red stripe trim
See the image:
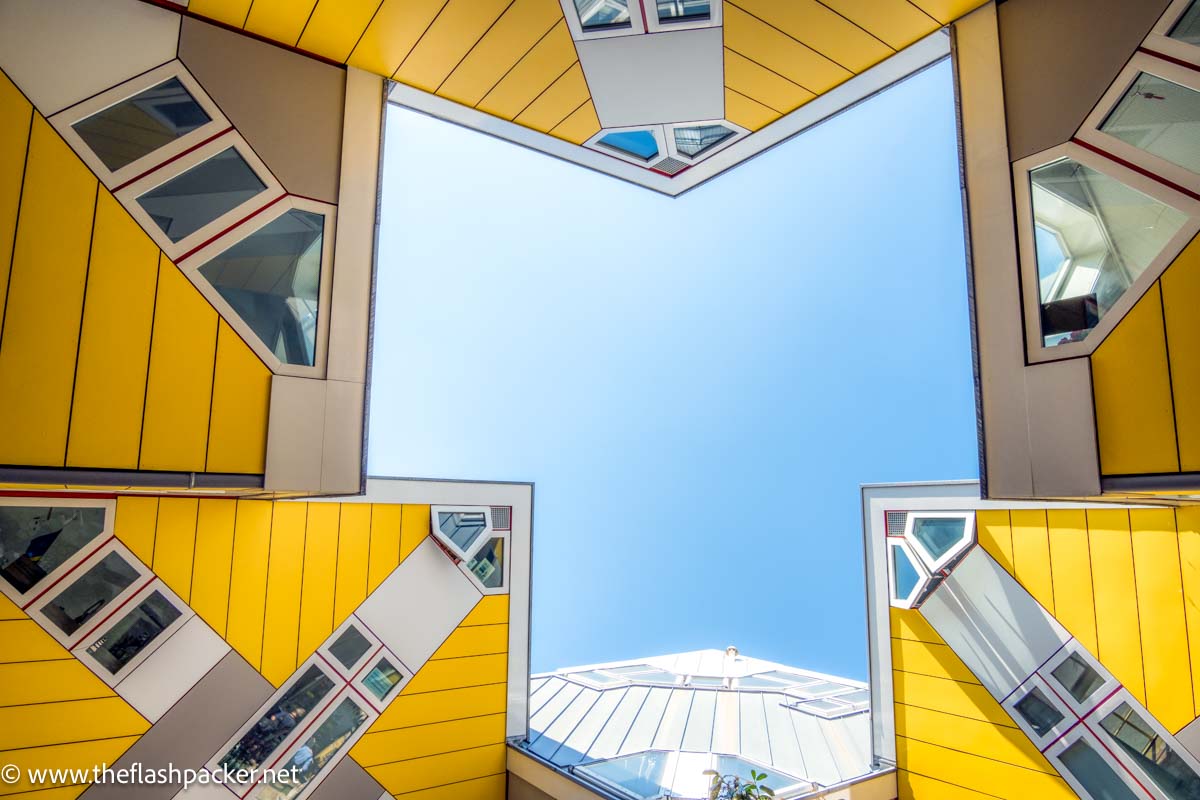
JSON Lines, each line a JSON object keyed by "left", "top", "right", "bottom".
{"left": 1072, "top": 138, "right": 1200, "bottom": 202}
{"left": 1138, "top": 46, "right": 1200, "bottom": 74}
{"left": 0, "top": 490, "right": 118, "bottom": 499}
{"left": 22, "top": 535, "right": 116, "bottom": 610}
{"left": 113, "top": 127, "right": 234, "bottom": 193}
{"left": 176, "top": 193, "right": 288, "bottom": 264}
{"left": 71, "top": 574, "right": 158, "bottom": 649}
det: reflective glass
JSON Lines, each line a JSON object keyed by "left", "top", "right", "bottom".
{"left": 253, "top": 697, "right": 369, "bottom": 800}
{"left": 40, "top": 551, "right": 140, "bottom": 636}
{"left": 467, "top": 536, "right": 504, "bottom": 588}
{"left": 575, "top": 669, "right": 627, "bottom": 685}
{"left": 657, "top": 0, "right": 710, "bottom": 22}
{"left": 1060, "top": 739, "right": 1140, "bottom": 800}
{"left": 713, "top": 756, "right": 802, "bottom": 793}
{"left": 687, "top": 675, "right": 725, "bottom": 686}
{"left": 220, "top": 665, "right": 336, "bottom": 773}
{"left": 138, "top": 147, "right": 267, "bottom": 243}
{"left": 199, "top": 209, "right": 323, "bottom": 366}
{"left": 86, "top": 590, "right": 182, "bottom": 674}
{"left": 1030, "top": 158, "right": 1186, "bottom": 346}
{"left": 1171, "top": 1, "right": 1200, "bottom": 45}
{"left": 362, "top": 657, "right": 402, "bottom": 701}
{"left": 0, "top": 506, "right": 105, "bottom": 594}
{"left": 674, "top": 124, "right": 733, "bottom": 158}
{"left": 912, "top": 517, "right": 966, "bottom": 560}
{"left": 598, "top": 131, "right": 659, "bottom": 162}
{"left": 1014, "top": 687, "right": 1064, "bottom": 737}
{"left": 579, "top": 751, "right": 672, "bottom": 799}
{"left": 891, "top": 544, "right": 920, "bottom": 600}
{"left": 1101, "top": 72, "right": 1200, "bottom": 175}
{"left": 1051, "top": 653, "right": 1106, "bottom": 704}
{"left": 574, "top": 0, "right": 631, "bottom": 30}
{"left": 328, "top": 626, "right": 371, "bottom": 670}
{"left": 1100, "top": 702, "right": 1200, "bottom": 799}
{"left": 73, "top": 78, "right": 211, "bottom": 172}
{"left": 437, "top": 511, "right": 487, "bottom": 552}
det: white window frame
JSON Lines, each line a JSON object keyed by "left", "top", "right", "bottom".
{"left": 1147, "top": 0, "right": 1200, "bottom": 65}
{"left": 1045, "top": 725, "right": 1150, "bottom": 800}
{"left": 176, "top": 196, "right": 336, "bottom": 378}
{"left": 559, "top": 0, "right": 646, "bottom": 41}
{"left": 584, "top": 124, "right": 669, "bottom": 168}
{"left": 1077, "top": 53, "right": 1200, "bottom": 194}
{"left": 1012, "top": 141, "right": 1200, "bottom": 363}
{"left": 27, "top": 539, "right": 153, "bottom": 649}
{"left": 665, "top": 119, "right": 748, "bottom": 164}
{"left": 644, "top": 0, "right": 722, "bottom": 33}
{"left": 429, "top": 505, "right": 496, "bottom": 562}
{"left": 116, "top": 130, "right": 285, "bottom": 263}
{"left": 316, "top": 615, "right": 382, "bottom": 682}
{"left": 0, "top": 497, "right": 114, "bottom": 609}
{"left": 459, "top": 530, "right": 510, "bottom": 595}
{"left": 48, "top": 60, "right": 230, "bottom": 190}
{"left": 886, "top": 538, "right": 929, "bottom": 610}
{"left": 1041, "top": 644, "right": 1118, "bottom": 719}
{"left": 205, "top": 656, "right": 343, "bottom": 795}
{"left": 902, "top": 511, "right": 976, "bottom": 573}
{"left": 1003, "top": 675, "right": 1076, "bottom": 748}
{"left": 1089, "top": 690, "right": 1200, "bottom": 800}
{"left": 72, "top": 578, "right": 194, "bottom": 688}
{"left": 352, "top": 645, "right": 412, "bottom": 713}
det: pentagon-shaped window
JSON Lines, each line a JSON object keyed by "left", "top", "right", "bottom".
{"left": 887, "top": 539, "right": 928, "bottom": 609}
{"left": 674, "top": 124, "right": 733, "bottom": 159}
{"left": 903, "top": 512, "right": 975, "bottom": 573}
{"left": 598, "top": 130, "right": 659, "bottom": 162}
{"left": 467, "top": 537, "right": 505, "bottom": 589}
{"left": 73, "top": 77, "right": 210, "bottom": 173}
{"left": 137, "top": 146, "right": 267, "bottom": 244}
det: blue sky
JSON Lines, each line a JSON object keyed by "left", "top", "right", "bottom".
{"left": 368, "top": 59, "right": 977, "bottom": 680}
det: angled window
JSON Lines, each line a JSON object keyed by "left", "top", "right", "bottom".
{"left": 1100, "top": 71, "right": 1200, "bottom": 177}
{"left": 574, "top": 0, "right": 631, "bottom": 31}
{"left": 712, "top": 756, "right": 806, "bottom": 795}
{"left": 1171, "top": 0, "right": 1200, "bottom": 45}
{"left": 198, "top": 208, "right": 324, "bottom": 367}
{"left": 328, "top": 625, "right": 372, "bottom": 672}
{"left": 251, "top": 695, "right": 370, "bottom": 800}
{"left": 360, "top": 657, "right": 404, "bottom": 702}
{"left": 467, "top": 536, "right": 505, "bottom": 589}
{"left": 72, "top": 77, "right": 210, "bottom": 172}
{"left": 579, "top": 751, "right": 674, "bottom": 799}
{"left": 573, "top": 669, "right": 629, "bottom": 686}
{"left": 657, "top": 0, "right": 710, "bottom": 23}
{"left": 39, "top": 550, "right": 141, "bottom": 638}
{"left": 0, "top": 504, "right": 106, "bottom": 598}
{"left": 82, "top": 588, "right": 183, "bottom": 677}
{"left": 137, "top": 146, "right": 267, "bottom": 244}
{"left": 1013, "top": 687, "right": 1065, "bottom": 737}
{"left": 598, "top": 130, "right": 660, "bottom": 162}
{"left": 674, "top": 124, "right": 733, "bottom": 159}
{"left": 1057, "top": 737, "right": 1142, "bottom": 800}
{"left": 887, "top": 539, "right": 928, "bottom": 608}
{"left": 911, "top": 517, "right": 967, "bottom": 561}
{"left": 1100, "top": 701, "right": 1200, "bottom": 798}
{"left": 1050, "top": 652, "right": 1106, "bottom": 705}
{"left": 438, "top": 510, "right": 488, "bottom": 553}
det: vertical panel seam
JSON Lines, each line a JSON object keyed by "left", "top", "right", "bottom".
{"left": 62, "top": 182, "right": 101, "bottom": 467}
{"left": 396, "top": 503, "right": 404, "bottom": 566}
{"left": 903, "top": 0, "right": 943, "bottom": 26}
{"left": 221, "top": 498, "right": 240, "bottom": 639}
{"left": 202, "top": 317, "right": 220, "bottom": 472}
{"left": 330, "top": 502, "right": 342, "bottom": 631}
{"left": 391, "top": 0, "right": 453, "bottom": 79}
{"left": 0, "top": 105, "right": 34, "bottom": 348}
{"left": 811, "top": 0, "right": 898, "bottom": 52}
{"left": 1173, "top": 508, "right": 1197, "bottom": 726}
{"left": 1128, "top": 510, "right": 1148, "bottom": 704}
{"left": 1041, "top": 509, "right": 1054, "bottom": 616}
{"left": 293, "top": 0, "right": 322, "bottom": 47}
{"left": 1159, "top": 282, "right": 1183, "bottom": 471}
{"left": 364, "top": 503, "right": 374, "bottom": 599}
{"left": 474, "top": 18, "right": 562, "bottom": 110}
{"left": 293, "top": 503, "right": 312, "bottom": 670}
{"left": 186, "top": 498, "right": 200, "bottom": 604}
{"left": 257, "top": 503, "right": 276, "bottom": 671}
{"left": 431, "top": 0, "right": 518, "bottom": 95}
{"left": 136, "top": 256, "right": 164, "bottom": 470}
{"left": 345, "top": 0, "right": 388, "bottom": 66}
{"left": 512, "top": 60, "right": 577, "bottom": 123}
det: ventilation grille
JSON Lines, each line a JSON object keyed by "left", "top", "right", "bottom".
{"left": 651, "top": 157, "right": 688, "bottom": 176}
{"left": 885, "top": 511, "right": 907, "bottom": 536}
{"left": 490, "top": 506, "right": 512, "bottom": 530}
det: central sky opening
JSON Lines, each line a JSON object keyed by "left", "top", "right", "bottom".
{"left": 369, "top": 59, "right": 976, "bottom": 679}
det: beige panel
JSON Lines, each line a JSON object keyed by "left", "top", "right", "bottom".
{"left": 178, "top": 16, "right": 346, "bottom": 203}
{"left": 954, "top": 4, "right": 1034, "bottom": 499}
{"left": 264, "top": 376, "right": 327, "bottom": 492}
{"left": 119, "top": 618, "right": 230, "bottom": 722}
{"left": 0, "top": 0, "right": 180, "bottom": 115}
{"left": 321, "top": 379, "right": 365, "bottom": 494}
{"left": 1025, "top": 359, "right": 1101, "bottom": 498}
{"left": 998, "top": 0, "right": 1171, "bottom": 161}
{"left": 509, "top": 749, "right": 606, "bottom": 800}
{"left": 326, "top": 67, "right": 383, "bottom": 384}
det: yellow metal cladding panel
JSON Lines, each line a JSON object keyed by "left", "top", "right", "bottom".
{"left": 0, "top": 115, "right": 95, "bottom": 468}
{"left": 363, "top": 742, "right": 507, "bottom": 796}
{"left": 191, "top": 498, "right": 237, "bottom": 637}
{"left": 975, "top": 509, "right": 1014, "bottom": 576}
{"left": 1046, "top": 509, "right": 1097, "bottom": 656}
{"left": 892, "top": 670, "right": 1013, "bottom": 727}
{"left": 139, "top": 258, "right": 219, "bottom": 472}
{"left": 297, "top": 0, "right": 383, "bottom": 63}
{"left": 896, "top": 704, "right": 1057, "bottom": 776}
{"left": 725, "top": 88, "right": 781, "bottom": 131}
{"left": 372, "top": 683, "right": 508, "bottom": 731}
{"left": 1179, "top": 507, "right": 1200, "bottom": 721}
{"left": 367, "top": 503, "right": 402, "bottom": 594}
{"left": 724, "top": 5, "right": 851, "bottom": 95}
{"left": 433, "top": 623, "right": 508, "bottom": 658}
{"left": 910, "top": 0, "right": 990, "bottom": 25}
{"left": 227, "top": 499, "right": 274, "bottom": 669}
{"left": 352, "top": 713, "right": 506, "bottom": 767}
{"left": 818, "top": 0, "right": 940, "bottom": 50}
{"left": 1086, "top": 509, "right": 1147, "bottom": 705}
{"left": 1161, "top": 236, "right": 1200, "bottom": 471}
{"left": 153, "top": 497, "right": 200, "bottom": 602}
{"left": 404, "top": 653, "right": 508, "bottom": 694}
{"left": 206, "top": 321, "right": 271, "bottom": 475}
{"left": 115, "top": 496, "right": 159, "bottom": 567}
{"left": 892, "top": 637, "right": 981, "bottom": 685}
{"left": 348, "top": 0, "right": 448, "bottom": 79}
{"left": 550, "top": 99, "right": 601, "bottom": 145}
{"left": 261, "top": 502, "right": 308, "bottom": 686}
{"left": 1009, "top": 509, "right": 1054, "bottom": 615}
{"left": 889, "top": 606, "right": 941, "bottom": 644}
{"left": 188, "top": 0, "right": 252, "bottom": 28}
{"left": 724, "top": 49, "right": 814, "bottom": 116}
{"left": 400, "top": 503, "right": 431, "bottom": 564}
{"left": 896, "top": 736, "right": 1074, "bottom": 799}
{"left": 476, "top": 20, "right": 577, "bottom": 121}
{"left": 1092, "top": 284, "right": 1179, "bottom": 476}
{"left": 0, "top": 620, "right": 68, "bottom": 663}
{"left": 384, "top": 773, "right": 506, "bottom": 800}
{"left": 395, "top": 0, "right": 514, "bottom": 91}
{"left": 514, "top": 62, "right": 589, "bottom": 133}
{"left": 898, "top": 770, "right": 997, "bottom": 800}
{"left": 437, "top": 0, "right": 565, "bottom": 108}
{"left": 333, "top": 503, "right": 371, "bottom": 627}
{"left": 729, "top": 0, "right": 894, "bottom": 73}
{"left": 0, "top": 71, "right": 32, "bottom": 362}
{"left": 1130, "top": 509, "right": 1194, "bottom": 733}
{"left": 297, "top": 502, "right": 340, "bottom": 663}
{"left": 244, "top": 0, "right": 320, "bottom": 47}
{"left": 460, "top": 594, "right": 509, "bottom": 626}
{"left": 66, "top": 192, "right": 158, "bottom": 470}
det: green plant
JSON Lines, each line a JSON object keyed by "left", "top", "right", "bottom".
{"left": 703, "top": 769, "right": 775, "bottom": 800}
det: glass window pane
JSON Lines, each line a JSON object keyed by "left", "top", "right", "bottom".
{"left": 437, "top": 511, "right": 487, "bottom": 552}
{"left": 40, "top": 551, "right": 140, "bottom": 636}
{"left": 1014, "top": 687, "right": 1065, "bottom": 737}
{"left": 1100, "top": 702, "right": 1200, "bottom": 799}
{"left": 73, "top": 78, "right": 211, "bottom": 172}
{"left": 891, "top": 544, "right": 920, "bottom": 599}
{"left": 362, "top": 657, "right": 403, "bottom": 701}
{"left": 220, "top": 665, "right": 336, "bottom": 773}
{"left": 1171, "top": 1, "right": 1200, "bottom": 46}
{"left": 687, "top": 675, "right": 725, "bottom": 686}
{"left": 574, "top": 0, "right": 631, "bottom": 30}
{"left": 1051, "top": 653, "right": 1106, "bottom": 704}
{"left": 1059, "top": 739, "right": 1141, "bottom": 800}
{"left": 85, "top": 590, "right": 182, "bottom": 674}
{"left": 467, "top": 536, "right": 504, "bottom": 588}
{"left": 579, "top": 752, "right": 673, "bottom": 799}
{"left": 328, "top": 626, "right": 371, "bottom": 670}
{"left": 597, "top": 131, "right": 659, "bottom": 162}
{"left": 137, "top": 147, "right": 267, "bottom": 243}
{"left": 673, "top": 124, "right": 732, "bottom": 158}
{"left": 198, "top": 209, "right": 324, "bottom": 366}
{"left": 574, "top": 669, "right": 627, "bottom": 685}
{"left": 1101, "top": 72, "right": 1200, "bottom": 175}
{"left": 253, "top": 697, "right": 369, "bottom": 800}
{"left": 657, "top": 0, "right": 710, "bottom": 23}
{"left": 0, "top": 506, "right": 105, "bottom": 594}
{"left": 608, "top": 664, "right": 660, "bottom": 676}
{"left": 912, "top": 517, "right": 967, "bottom": 560}
{"left": 1030, "top": 158, "right": 1187, "bottom": 346}
{"left": 713, "top": 756, "right": 803, "bottom": 793}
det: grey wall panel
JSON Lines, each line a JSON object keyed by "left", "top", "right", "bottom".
{"left": 1026, "top": 359, "right": 1102, "bottom": 498}
{"left": 998, "top": 0, "right": 1171, "bottom": 161}
{"left": 921, "top": 548, "right": 1069, "bottom": 699}
{"left": 1178, "top": 715, "right": 1200, "bottom": 760}
{"left": 510, "top": 773, "right": 558, "bottom": 800}
{"left": 307, "top": 756, "right": 386, "bottom": 800}
{"left": 179, "top": 17, "right": 345, "bottom": 204}
{"left": 81, "top": 652, "right": 273, "bottom": 800}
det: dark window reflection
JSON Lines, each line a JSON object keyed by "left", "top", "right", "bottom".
{"left": 74, "top": 78, "right": 211, "bottom": 172}
{"left": 40, "top": 551, "right": 140, "bottom": 636}
{"left": 0, "top": 506, "right": 105, "bottom": 594}
{"left": 86, "top": 590, "right": 182, "bottom": 674}
{"left": 328, "top": 625, "right": 371, "bottom": 670}
{"left": 254, "top": 697, "right": 369, "bottom": 800}
{"left": 220, "top": 665, "right": 336, "bottom": 773}
{"left": 137, "top": 147, "right": 266, "bottom": 243}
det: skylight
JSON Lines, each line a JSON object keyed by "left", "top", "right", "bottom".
{"left": 598, "top": 130, "right": 660, "bottom": 162}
